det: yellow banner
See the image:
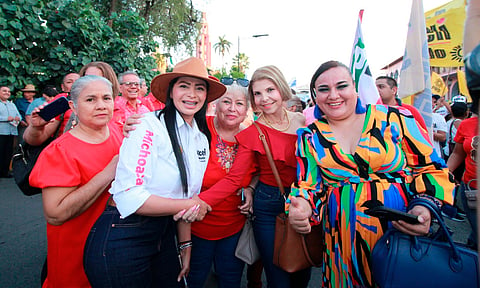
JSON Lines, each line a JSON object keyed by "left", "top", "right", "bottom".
{"left": 457, "top": 69, "right": 472, "bottom": 102}
{"left": 425, "top": 0, "right": 466, "bottom": 67}
{"left": 431, "top": 71, "right": 448, "bottom": 96}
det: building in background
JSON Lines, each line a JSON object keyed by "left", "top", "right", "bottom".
{"left": 196, "top": 12, "right": 211, "bottom": 69}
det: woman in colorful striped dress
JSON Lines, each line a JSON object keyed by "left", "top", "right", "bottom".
{"left": 287, "top": 61, "right": 455, "bottom": 287}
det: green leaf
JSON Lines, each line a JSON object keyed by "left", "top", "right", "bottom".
{"left": 0, "top": 30, "right": 10, "bottom": 38}
{"left": 8, "top": 20, "right": 22, "bottom": 30}
{"left": 2, "top": 4, "right": 17, "bottom": 12}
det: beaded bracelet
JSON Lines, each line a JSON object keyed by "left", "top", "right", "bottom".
{"left": 247, "top": 185, "right": 256, "bottom": 191}
{"left": 411, "top": 194, "right": 443, "bottom": 210}
{"left": 178, "top": 241, "right": 193, "bottom": 251}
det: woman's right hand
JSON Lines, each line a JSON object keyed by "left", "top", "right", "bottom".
{"left": 29, "top": 104, "right": 51, "bottom": 128}
{"left": 123, "top": 113, "right": 143, "bottom": 137}
{"left": 288, "top": 197, "right": 313, "bottom": 234}
{"left": 173, "top": 204, "right": 200, "bottom": 223}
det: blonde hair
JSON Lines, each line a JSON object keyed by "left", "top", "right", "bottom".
{"left": 248, "top": 65, "right": 291, "bottom": 110}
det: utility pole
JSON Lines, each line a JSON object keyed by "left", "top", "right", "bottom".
{"left": 237, "top": 34, "right": 269, "bottom": 74}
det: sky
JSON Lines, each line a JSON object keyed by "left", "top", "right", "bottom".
{"left": 190, "top": 0, "right": 453, "bottom": 88}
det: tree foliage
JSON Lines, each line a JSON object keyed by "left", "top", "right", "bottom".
{"left": 232, "top": 53, "right": 249, "bottom": 75}
{"left": 94, "top": 0, "right": 201, "bottom": 52}
{"left": 0, "top": 0, "right": 199, "bottom": 97}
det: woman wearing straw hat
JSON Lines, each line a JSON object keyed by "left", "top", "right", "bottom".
{"left": 84, "top": 57, "right": 227, "bottom": 288}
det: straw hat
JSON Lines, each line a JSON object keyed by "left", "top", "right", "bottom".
{"left": 21, "top": 84, "right": 36, "bottom": 92}
{"left": 151, "top": 57, "right": 226, "bottom": 104}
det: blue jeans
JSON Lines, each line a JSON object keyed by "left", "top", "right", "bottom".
{"left": 460, "top": 182, "right": 478, "bottom": 248}
{"left": 252, "top": 182, "right": 311, "bottom": 288}
{"left": 187, "top": 232, "right": 244, "bottom": 288}
{"left": 83, "top": 206, "right": 183, "bottom": 288}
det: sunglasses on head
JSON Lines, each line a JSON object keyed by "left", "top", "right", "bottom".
{"left": 220, "top": 77, "right": 249, "bottom": 87}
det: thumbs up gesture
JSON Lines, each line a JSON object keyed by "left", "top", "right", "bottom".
{"left": 288, "top": 197, "right": 313, "bottom": 234}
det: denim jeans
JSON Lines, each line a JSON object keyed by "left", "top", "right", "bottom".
{"left": 187, "top": 232, "right": 244, "bottom": 288}
{"left": 252, "top": 182, "right": 311, "bottom": 288}
{"left": 83, "top": 206, "right": 183, "bottom": 288}
{"left": 460, "top": 182, "right": 478, "bottom": 248}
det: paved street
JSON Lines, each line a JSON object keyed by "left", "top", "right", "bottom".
{"left": 0, "top": 177, "right": 471, "bottom": 287}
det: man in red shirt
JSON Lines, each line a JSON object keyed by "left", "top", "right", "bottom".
{"left": 376, "top": 76, "right": 427, "bottom": 130}
{"left": 112, "top": 71, "right": 150, "bottom": 133}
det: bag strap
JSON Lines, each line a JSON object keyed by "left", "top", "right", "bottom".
{"left": 252, "top": 122, "right": 285, "bottom": 196}
{"left": 407, "top": 198, "right": 463, "bottom": 264}
{"left": 448, "top": 119, "right": 459, "bottom": 145}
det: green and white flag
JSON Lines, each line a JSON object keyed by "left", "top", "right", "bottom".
{"left": 349, "top": 10, "right": 381, "bottom": 105}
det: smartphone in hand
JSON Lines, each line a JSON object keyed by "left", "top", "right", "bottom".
{"left": 37, "top": 96, "right": 70, "bottom": 122}
{"left": 365, "top": 206, "right": 420, "bottom": 224}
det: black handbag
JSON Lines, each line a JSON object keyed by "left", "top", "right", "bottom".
{"left": 12, "top": 114, "right": 64, "bottom": 196}
{"left": 371, "top": 198, "right": 479, "bottom": 288}
{"left": 12, "top": 140, "right": 50, "bottom": 196}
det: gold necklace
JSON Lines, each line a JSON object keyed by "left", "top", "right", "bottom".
{"left": 261, "top": 109, "right": 291, "bottom": 132}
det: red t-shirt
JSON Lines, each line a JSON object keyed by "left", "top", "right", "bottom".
{"left": 193, "top": 116, "right": 255, "bottom": 240}
{"left": 53, "top": 93, "right": 73, "bottom": 136}
{"left": 454, "top": 116, "right": 478, "bottom": 188}
{"left": 199, "top": 121, "right": 297, "bottom": 210}
{"left": 30, "top": 125, "right": 122, "bottom": 288}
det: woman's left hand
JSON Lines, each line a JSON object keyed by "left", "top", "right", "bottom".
{"left": 177, "top": 247, "right": 191, "bottom": 283}
{"left": 392, "top": 205, "right": 431, "bottom": 236}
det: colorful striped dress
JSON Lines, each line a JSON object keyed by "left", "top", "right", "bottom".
{"left": 288, "top": 104, "right": 455, "bottom": 287}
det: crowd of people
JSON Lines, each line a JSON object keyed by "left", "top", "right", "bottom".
{"left": 0, "top": 1, "right": 479, "bottom": 286}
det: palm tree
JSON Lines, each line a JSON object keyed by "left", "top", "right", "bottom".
{"left": 213, "top": 35, "right": 231, "bottom": 72}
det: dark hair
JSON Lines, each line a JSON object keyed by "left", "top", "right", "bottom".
{"left": 376, "top": 76, "right": 397, "bottom": 88}
{"left": 310, "top": 60, "right": 352, "bottom": 102}
{"left": 159, "top": 78, "right": 211, "bottom": 197}
{"left": 42, "top": 85, "right": 58, "bottom": 97}
{"left": 451, "top": 102, "right": 468, "bottom": 118}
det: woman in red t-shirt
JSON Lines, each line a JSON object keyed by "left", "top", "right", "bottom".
{"left": 30, "top": 75, "right": 123, "bottom": 287}
{"left": 447, "top": 113, "right": 478, "bottom": 249}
